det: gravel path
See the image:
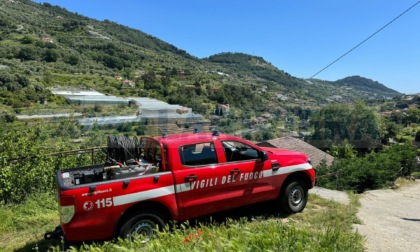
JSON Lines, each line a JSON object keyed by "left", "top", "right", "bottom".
{"left": 310, "top": 186, "right": 350, "bottom": 205}
{"left": 311, "top": 182, "right": 420, "bottom": 251}
{"left": 353, "top": 181, "right": 420, "bottom": 252}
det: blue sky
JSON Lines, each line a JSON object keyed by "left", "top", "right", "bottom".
{"left": 33, "top": 0, "right": 420, "bottom": 94}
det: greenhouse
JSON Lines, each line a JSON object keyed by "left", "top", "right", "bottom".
{"left": 51, "top": 89, "right": 203, "bottom": 129}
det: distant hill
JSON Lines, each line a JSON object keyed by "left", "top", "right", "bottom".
{"left": 205, "top": 52, "right": 299, "bottom": 87}
{"left": 335, "top": 76, "right": 400, "bottom": 96}
{"left": 0, "top": 0, "right": 401, "bottom": 118}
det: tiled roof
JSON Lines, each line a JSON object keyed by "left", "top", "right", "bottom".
{"left": 257, "top": 137, "right": 334, "bottom": 167}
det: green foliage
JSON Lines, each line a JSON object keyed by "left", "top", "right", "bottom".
{"left": 389, "top": 108, "right": 420, "bottom": 126}
{"left": 335, "top": 76, "right": 398, "bottom": 96}
{"left": 20, "top": 35, "right": 36, "bottom": 45}
{"left": 52, "top": 117, "right": 81, "bottom": 138}
{"left": 0, "top": 123, "right": 100, "bottom": 203}
{"left": 16, "top": 46, "right": 38, "bottom": 60}
{"left": 0, "top": 126, "right": 53, "bottom": 203}
{"left": 245, "top": 129, "right": 276, "bottom": 142}
{"left": 316, "top": 143, "right": 417, "bottom": 192}
{"left": 381, "top": 118, "right": 401, "bottom": 144}
{"left": 330, "top": 140, "right": 356, "bottom": 159}
{"left": 310, "top": 102, "right": 383, "bottom": 149}
{"left": 44, "top": 49, "right": 59, "bottom": 62}
{"left": 206, "top": 52, "right": 298, "bottom": 88}
{"left": 0, "top": 113, "right": 17, "bottom": 123}
{"left": 0, "top": 70, "right": 52, "bottom": 107}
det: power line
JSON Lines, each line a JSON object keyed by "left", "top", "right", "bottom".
{"left": 309, "top": 0, "right": 420, "bottom": 79}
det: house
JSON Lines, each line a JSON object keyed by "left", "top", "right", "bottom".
{"left": 217, "top": 104, "right": 230, "bottom": 115}
{"left": 122, "top": 80, "right": 135, "bottom": 88}
{"left": 257, "top": 136, "right": 334, "bottom": 168}
{"left": 176, "top": 107, "right": 189, "bottom": 114}
{"left": 261, "top": 113, "right": 272, "bottom": 119}
{"left": 42, "top": 37, "right": 53, "bottom": 43}
{"left": 274, "top": 93, "right": 288, "bottom": 101}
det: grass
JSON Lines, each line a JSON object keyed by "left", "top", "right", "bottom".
{"left": 0, "top": 191, "right": 364, "bottom": 251}
{"left": 394, "top": 177, "right": 417, "bottom": 188}
{"left": 0, "top": 193, "right": 59, "bottom": 252}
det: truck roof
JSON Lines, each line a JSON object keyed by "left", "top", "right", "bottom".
{"left": 152, "top": 131, "right": 245, "bottom": 146}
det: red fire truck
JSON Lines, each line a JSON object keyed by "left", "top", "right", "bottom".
{"left": 45, "top": 131, "right": 315, "bottom": 243}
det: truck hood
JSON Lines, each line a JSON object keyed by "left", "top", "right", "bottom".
{"left": 261, "top": 147, "right": 310, "bottom": 166}
{"left": 261, "top": 147, "right": 306, "bottom": 156}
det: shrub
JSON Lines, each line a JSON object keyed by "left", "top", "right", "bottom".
{"left": 0, "top": 125, "right": 95, "bottom": 203}
{"left": 316, "top": 143, "right": 416, "bottom": 192}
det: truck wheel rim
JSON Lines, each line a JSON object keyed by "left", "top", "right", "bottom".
{"left": 289, "top": 186, "right": 303, "bottom": 206}
{"left": 130, "top": 220, "right": 154, "bottom": 242}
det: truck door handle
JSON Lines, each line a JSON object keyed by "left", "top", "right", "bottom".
{"left": 272, "top": 163, "right": 280, "bottom": 171}
{"left": 230, "top": 169, "right": 241, "bottom": 175}
{"left": 185, "top": 175, "right": 198, "bottom": 182}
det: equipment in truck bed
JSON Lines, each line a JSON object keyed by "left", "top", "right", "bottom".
{"left": 62, "top": 136, "right": 159, "bottom": 187}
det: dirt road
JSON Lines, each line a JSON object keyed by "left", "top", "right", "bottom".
{"left": 311, "top": 182, "right": 420, "bottom": 251}
{"left": 353, "top": 180, "right": 420, "bottom": 252}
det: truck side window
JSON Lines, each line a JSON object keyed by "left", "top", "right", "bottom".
{"left": 180, "top": 142, "right": 217, "bottom": 166}
{"left": 141, "top": 140, "right": 162, "bottom": 165}
{"left": 222, "top": 141, "right": 259, "bottom": 162}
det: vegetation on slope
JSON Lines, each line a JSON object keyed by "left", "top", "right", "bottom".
{"left": 336, "top": 76, "right": 400, "bottom": 96}
{"left": 0, "top": 0, "right": 400, "bottom": 120}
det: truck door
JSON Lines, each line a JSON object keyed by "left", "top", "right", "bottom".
{"left": 220, "top": 140, "right": 274, "bottom": 204}
{"left": 172, "top": 141, "right": 244, "bottom": 220}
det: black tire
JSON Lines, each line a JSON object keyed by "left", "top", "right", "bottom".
{"left": 280, "top": 179, "right": 308, "bottom": 214}
{"left": 119, "top": 212, "right": 166, "bottom": 243}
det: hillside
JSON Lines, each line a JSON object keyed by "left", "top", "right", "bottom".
{"left": 0, "top": 0, "right": 400, "bottom": 119}
{"left": 336, "top": 76, "right": 400, "bottom": 96}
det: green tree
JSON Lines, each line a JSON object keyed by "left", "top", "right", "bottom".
{"left": 194, "top": 80, "right": 202, "bottom": 95}
{"left": 142, "top": 70, "right": 156, "bottom": 90}
{"left": 406, "top": 108, "right": 420, "bottom": 124}
{"left": 16, "top": 46, "right": 38, "bottom": 60}
{"left": 330, "top": 140, "right": 356, "bottom": 159}
{"left": 311, "top": 103, "right": 351, "bottom": 145}
{"left": 64, "top": 54, "right": 79, "bottom": 65}
{"left": 381, "top": 119, "right": 400, "bottom": 144}
{"left": 310, "top": 102, "right": 383, "bottom": 149}
{"left": 0, "top": 126, "right": 53, "bottom": 203}
{"left": 44, "top": 49, "right": 59, "bottom": 62}
{"left": 20, "top": 35, "right": 36, "bottom": 44}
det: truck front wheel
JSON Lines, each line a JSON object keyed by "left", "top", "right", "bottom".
{"left": 280, "top": 179, "right": 308, "bottom": 214}
{"left": 119, "top": 212, "right": 165, "bottom": 243}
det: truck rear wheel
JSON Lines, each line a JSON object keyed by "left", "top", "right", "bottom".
{"left": 280, "top": 179, "right": 308, "bottom": 214}
{"left": 119, "top": 212, "right": 165, "bottom": 243}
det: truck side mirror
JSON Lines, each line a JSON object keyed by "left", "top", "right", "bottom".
{"left": 260, "top": 151, "right": 268, "bottom": 161}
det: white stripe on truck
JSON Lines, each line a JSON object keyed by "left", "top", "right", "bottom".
{"left": 272, "top": 163, "right": 312, "bottom": 176}
{"left": 113, "top": 185, "right": 175, "bottom": 206}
